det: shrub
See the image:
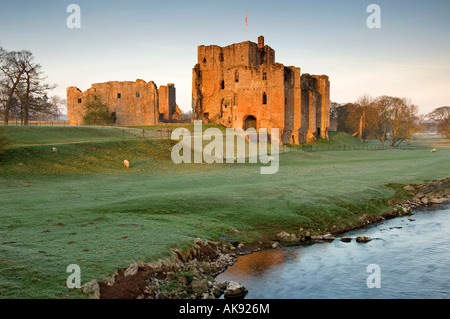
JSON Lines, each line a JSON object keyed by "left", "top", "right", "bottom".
{"left": 82, "top": 96, "right": 114, "bottom": 126}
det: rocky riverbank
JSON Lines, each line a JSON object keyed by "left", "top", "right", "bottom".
{"left": 84, "top": 177, "right": 450, "bottom": 299}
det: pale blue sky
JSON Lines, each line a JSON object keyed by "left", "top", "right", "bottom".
{"left": 0, "top": 0, "right": 449, "bottom": 114}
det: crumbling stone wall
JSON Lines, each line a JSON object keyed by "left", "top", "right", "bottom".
{"left": 158, "top": 83, "right": 178, "bottom": 121}
{"left": 67, "top": 79, "right": 181, "bottom": 126}
{"left": 300, "top": 74, "right": 330, "bottom": 143}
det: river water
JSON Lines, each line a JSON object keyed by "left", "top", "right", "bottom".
{"left": 216, "top": 204, "right": 450, "bottom": 299}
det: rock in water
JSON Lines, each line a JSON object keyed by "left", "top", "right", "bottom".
{"left": 224, "top": 281, "right": 248, "bottom": 298}
{"left": 356, "top": 235, "right": 372, "bottom": 243}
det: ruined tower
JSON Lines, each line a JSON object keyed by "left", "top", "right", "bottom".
{"left": 192, "top": 36, "right": 330, "bottom": 145}
{"left": 300, "top": 74, "right": 330, "bottom": 143}
{"left": 158, "top": 83, "right": 177, "bottom": 121}
{"left": 192, "top": 36, "right": 302, "bottom": 144}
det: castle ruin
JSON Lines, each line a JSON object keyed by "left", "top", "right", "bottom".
{"left": 192, "top": 36, "right": 330, "bottom": 144}
{"left": 67, "top": 35, "right": 330, "bottom": 145}
{"left": 67, "top": 79, "right": 182, "bottom": 126}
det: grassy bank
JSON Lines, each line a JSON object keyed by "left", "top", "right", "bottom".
{"left": 0, "top": 127, "right": 449, "bottom": 298}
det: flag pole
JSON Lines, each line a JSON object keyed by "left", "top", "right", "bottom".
{"left": 245, "top": 11, "right": 248, "bottom": 41}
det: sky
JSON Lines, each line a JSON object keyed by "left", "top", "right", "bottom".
{"left": 0, "top": 0, "right": 449, "bottom": 115}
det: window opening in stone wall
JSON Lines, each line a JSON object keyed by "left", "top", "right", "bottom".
{"left": 117, "top": 93, "right": 121, "bottom": 99}
{"left": 263, "top": 92, "right": 267, "bottom": 105}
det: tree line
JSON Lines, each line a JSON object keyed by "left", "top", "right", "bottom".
{"left": 331, "top": 95, "right": 450, "bottom": 147}
{"left": 0, "top": 47, "right": 65, "bottom": 125}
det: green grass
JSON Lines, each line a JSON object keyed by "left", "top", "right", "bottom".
{"left": 313, "top": 131, "right": 364, "bottom": 146}
{"left": 129, "top": 123, "right": 228, "bottom": 133}
{"left": 0, "top": 127, "right": 449, "bottom": 298}
{"left": 1, "top": 126, "right": 138, "bottom": 147}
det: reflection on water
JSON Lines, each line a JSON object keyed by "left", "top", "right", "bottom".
{"left": 217, "top": 204, "right": 450, "bottom": 299}
{"left": 224, "top": 249, "right": 291, "bottom": 280}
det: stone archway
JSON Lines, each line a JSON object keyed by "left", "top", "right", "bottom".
{"left": 244, "top": 115, "right": 257, "bottom": 130}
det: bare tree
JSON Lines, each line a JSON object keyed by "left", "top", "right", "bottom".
{"left": 345, "top": 95, "right": 379, "bottom": 142}
{"left": 383, "top": 97, "right": 419, "bottom": 147}
{"left": 0, "top": 50, "right": 29, "bottom": 125}
{"left": 330, "top": 102, "right": 352, "bottom": 132}
{"left": 181, "top": 109, "right": 193, "bottom": 121}
{"left": 48, "top": 95, "right": 66, "bottom": 120}
{"left": 373, "top": 96, "right": 393, "bottom": 146}
{"left": 14, "top": 52, "right": 56, "bottom": 124}
{"left": 427, "top": 106, "right": 450, "bottom": 138}
{"left": 0, "top": 48, "right": 56, "bottom": 125}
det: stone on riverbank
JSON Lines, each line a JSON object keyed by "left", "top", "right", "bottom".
{"left": 191, "top": 279, "right": 209, "bottom": 295}
{"left": 124, "top": 263, "right": 139, "bottom": 277}
{"left": 311, "top": 233, "right": 335, "bottom": 241}
{"left": 83, "top": 279, "right": 101, "bottom": 299}
{"left": 224, "top": 281, "right": 248, "bottom": 298}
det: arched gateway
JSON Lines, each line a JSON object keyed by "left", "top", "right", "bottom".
{"left": 244, "top": 115, "right": 257, "bottom": 130}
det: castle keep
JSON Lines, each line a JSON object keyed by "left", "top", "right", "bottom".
{"left": 192, "top": 36, "right": 330, "bottom": 144}
{"left": 67, "top": 80, "right": 181, "bottom": 126}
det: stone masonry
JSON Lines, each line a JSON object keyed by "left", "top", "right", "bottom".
{"left": 67, "top": 79, "right": 182, "bottom": 126}
{"left": 192, "top": 36, "right": 330, "bottom": 144}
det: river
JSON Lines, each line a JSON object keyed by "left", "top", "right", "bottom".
{"left": 216, "top": 204, "right": 450, "bottom": 299}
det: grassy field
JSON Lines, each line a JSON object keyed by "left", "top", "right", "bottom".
{"left": 129, "top": 123, "right": 228, "bottom": 133}
{"left": 0, "top": 126, "right": 449, "bottom": 298}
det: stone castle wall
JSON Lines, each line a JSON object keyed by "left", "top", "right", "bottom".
{"left": 300, "top": 74, "right": 330, "bottom": 142}
{"left": 67, "top": 79, "right": 181, "bottom": 126}
{"left": 158, "top": 83, "right": 178, "bottom": 121}
{"left": 192, "top": 36, "right": 330, "bottom": 145}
